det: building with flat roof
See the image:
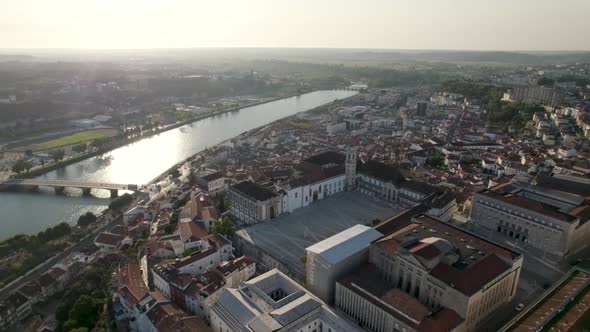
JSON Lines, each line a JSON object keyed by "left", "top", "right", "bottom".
{"left": 334, "top": 213, "right": 523, "bottom": 332}
{"left": 470, "top": 176, "right": 590, "bottom": 257}
{"left": 209, "top": 269, "right": 360, "bottom": 332}
{"left": 306, "top": 224, "right": 383, "bottom": 304}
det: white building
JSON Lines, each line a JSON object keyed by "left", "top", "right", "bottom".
{"left": 279, "top": 151, "right": 348, "bottom": 213}
{"left": 306, "top": 224, "right": 383, "bottom": 304}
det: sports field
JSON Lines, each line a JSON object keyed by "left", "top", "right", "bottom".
{"left": 33, "top": 129, "right": 117, "bottom": 149}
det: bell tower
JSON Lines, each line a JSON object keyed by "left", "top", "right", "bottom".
{"left": 345, "top": 146, "right": 358, "bottom": 191}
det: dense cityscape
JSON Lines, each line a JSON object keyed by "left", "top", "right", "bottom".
{"left": 2, "top": 1, "right": 590, "bottom": 332}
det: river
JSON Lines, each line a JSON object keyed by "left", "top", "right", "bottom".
{"left": 0, "top": 90, "right": 356, "bottom": 239}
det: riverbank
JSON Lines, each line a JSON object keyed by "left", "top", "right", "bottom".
{"left": 0, "top": 90, "right": 357, "bottom": 240}
{"left": 9, "top": 90, "right": 313, "bottom": 181}
{"left": 145, "top": 91, "right": 359, "bottom": 187}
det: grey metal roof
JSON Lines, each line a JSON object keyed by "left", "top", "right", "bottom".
{"left": 305, "top": 225, "right": 383, "bottom": 265}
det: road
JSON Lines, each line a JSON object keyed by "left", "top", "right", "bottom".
{"left": 0, "top": 212, "right": 122, "bottom": 299}
{"left": 464, "top": 222, "right": 569, "bottom": 331}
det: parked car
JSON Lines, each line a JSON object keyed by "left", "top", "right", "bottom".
{"left": 515, "top": 303, "right": 525, "bottom": 311}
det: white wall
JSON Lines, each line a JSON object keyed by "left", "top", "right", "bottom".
{"left": 284, "top": 175, "right": 346, "bottom": 213}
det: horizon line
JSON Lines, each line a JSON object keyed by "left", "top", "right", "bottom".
{"left": 0, "top": 46, "right": 589, "bottom": 54}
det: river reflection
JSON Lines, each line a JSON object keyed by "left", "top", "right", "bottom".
{"left": 0, "top": 90, "right": 356, "bottom": 239}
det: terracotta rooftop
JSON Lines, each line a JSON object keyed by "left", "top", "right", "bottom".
{"left": 179, "top": 220, "right": 209, "bottom": 243}
{"left": 429, "top": 253, "right": 511, "bottom": 295}
{"left": 231, "top": 180, "right": 278, "bottom": 201}
{"left": 479, "top": 189, "right": 578, "bottom": 223}
{"left": 381, "top": 288, "right": 430, "bottom": 322}
{"left": 95, "top": 232, "right": 125, "bottom": 247}
{"left": 117, "top": 262, "right": 149, "bottom": 306}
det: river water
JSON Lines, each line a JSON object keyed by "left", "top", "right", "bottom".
{"left": 0, "top": 90, "right": 356, "bottom": 239}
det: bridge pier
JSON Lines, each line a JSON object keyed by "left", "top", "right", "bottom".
{"left": 54, "top": 186, "right": 65, "bottom": 195}
{"left": 110, "top": 189, "right": 118, "bottom": 198}
{"left": 81, "top": 188, "right": 92, "bottom": 196}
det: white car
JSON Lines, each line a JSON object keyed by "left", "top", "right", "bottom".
{"left": 515, "top": 303, "right": 525, "bottom": 311}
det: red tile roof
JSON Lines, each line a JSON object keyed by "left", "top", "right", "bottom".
{"left": 480, "top": 189, "right": 577, "bottom": 223}
{"left": 95, "top": 232, "right": 125, "bottom": 246}
{"left": 418, "top": 308, "right": 464, "bottom": 332}
{"left": 179, "top": 221, "right": 208, "bottom": 243}
{"left": 430, "top": 254, "right": 511, "bottom": 295}
{"left": 381, "top": 288, "right": 429, "bottom": 322}
{"left": 117, "top": 262, "right": 149, "bottom": 306}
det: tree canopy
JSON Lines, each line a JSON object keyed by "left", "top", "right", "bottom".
{"left": 77, "top": 212, "right": 97, "bottom": 227}
{"left": 50, "top": 149, "right": 66, "bottom": 162}
{"left": 11, "top": 158, "right": 32, "bottom": 174}
{"left": 108, "top": 193, "right": 133, "bottom": 211}
{"left": 211, "top": 215, "right": 236, "bottom": 237}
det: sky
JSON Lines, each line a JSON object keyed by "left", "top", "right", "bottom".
{"left": 0, "top": 0, "right": 588, "bottom": 51}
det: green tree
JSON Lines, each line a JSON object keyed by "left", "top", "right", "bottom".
{"left": 51, "top": 149, "right": 66, "bottom": 162}
{"left": 211, "top": 216, "right": 236, "bottom": 237}
{"left": 72, "top": 143, "right": 87, "bottom": 154}
{"left": 108, "top": 193, "right": 133, "bottom": 211}
{"left": 68, "top": 295, "right": 100, "bottom": 329}
{"left": 11, "top": 158, "right": 32, "bottom": 174}
{"left": 426, "top": 154, "right": 445, "bottom": 167}
{"left": 77, "top": 212, "right": 97, "bottom": 227}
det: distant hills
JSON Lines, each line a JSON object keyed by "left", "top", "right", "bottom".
{"left": 1, "top": 48, "right": 589, "bottom": 65}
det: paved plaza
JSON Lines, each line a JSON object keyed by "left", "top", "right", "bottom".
{"left": 235, "top": 191, "right": 400, "bottom": 278}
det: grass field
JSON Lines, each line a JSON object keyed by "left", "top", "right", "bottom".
{"left": 33, "top": 130, "right": 115, "bottom": 149}
{"left": 285, "top": 117, "right": 312, "bottom": 128}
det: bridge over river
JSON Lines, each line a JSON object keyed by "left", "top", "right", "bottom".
{"left": 0, "top": 179, "right": 139, "bottom": 197}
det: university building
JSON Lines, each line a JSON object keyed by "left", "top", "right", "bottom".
{"left": 305, "top": 210, "right": 523, "bottom": 332}
{"left": 209, "top": 269, "right": 360, "bottom": 332}
{"left": 470, "top": 174, "right": 590, "bottom": 257}
{"left": 228, "top": 180, "right": 283, "bottom": 224}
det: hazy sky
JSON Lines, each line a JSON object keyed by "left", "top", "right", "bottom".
{"left": 1, "top": 0, "right": 588, "bottom": 50}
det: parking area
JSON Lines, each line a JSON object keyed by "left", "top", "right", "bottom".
{"left": 235, "top": 191, "right": 400, "bottom": 278}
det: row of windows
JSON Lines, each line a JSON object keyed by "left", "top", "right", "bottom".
{"left": 379, "top": 255, "right": 443, "bottom": 310}
{"left": 467, "top": 272, "right": 513, "bottom": 325}
{"left": 337, "top": 286, "right": 405, "bottom": 332}
{"left": 477, "top": 198, "right": 562, "bottom": 229}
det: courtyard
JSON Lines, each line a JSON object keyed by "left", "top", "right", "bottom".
{"left": 235, "top": 191, "right": 401, "bottom": 279}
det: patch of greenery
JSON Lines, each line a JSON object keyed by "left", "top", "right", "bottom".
{"left": 34, "top": 131, "right": 111, "bottom": 149}
{"left": 0, "top": 222, "right": 71, "bottom": 284}
{"left": 285, "top": 117, "right": 312, "bottom": 128}
{"left": 108, "top": 193, "right": 133, "bottom": 211}
{"left": 211, "top": 216, "right": 236, "bottom": 237}
{"left": 426, "top": 153, "right": 445, "bottom": 167}
{"left": 11, "top": 158, "right": 32, "bottom": 174}
{"left": 56, "top": 267, "right": 112, "bottom": 332}
{"left": 77, "top": 212, "right": 97, "bottom": 227}
{"left": 487, "top": 100, "right": 543, "bottom": 133}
